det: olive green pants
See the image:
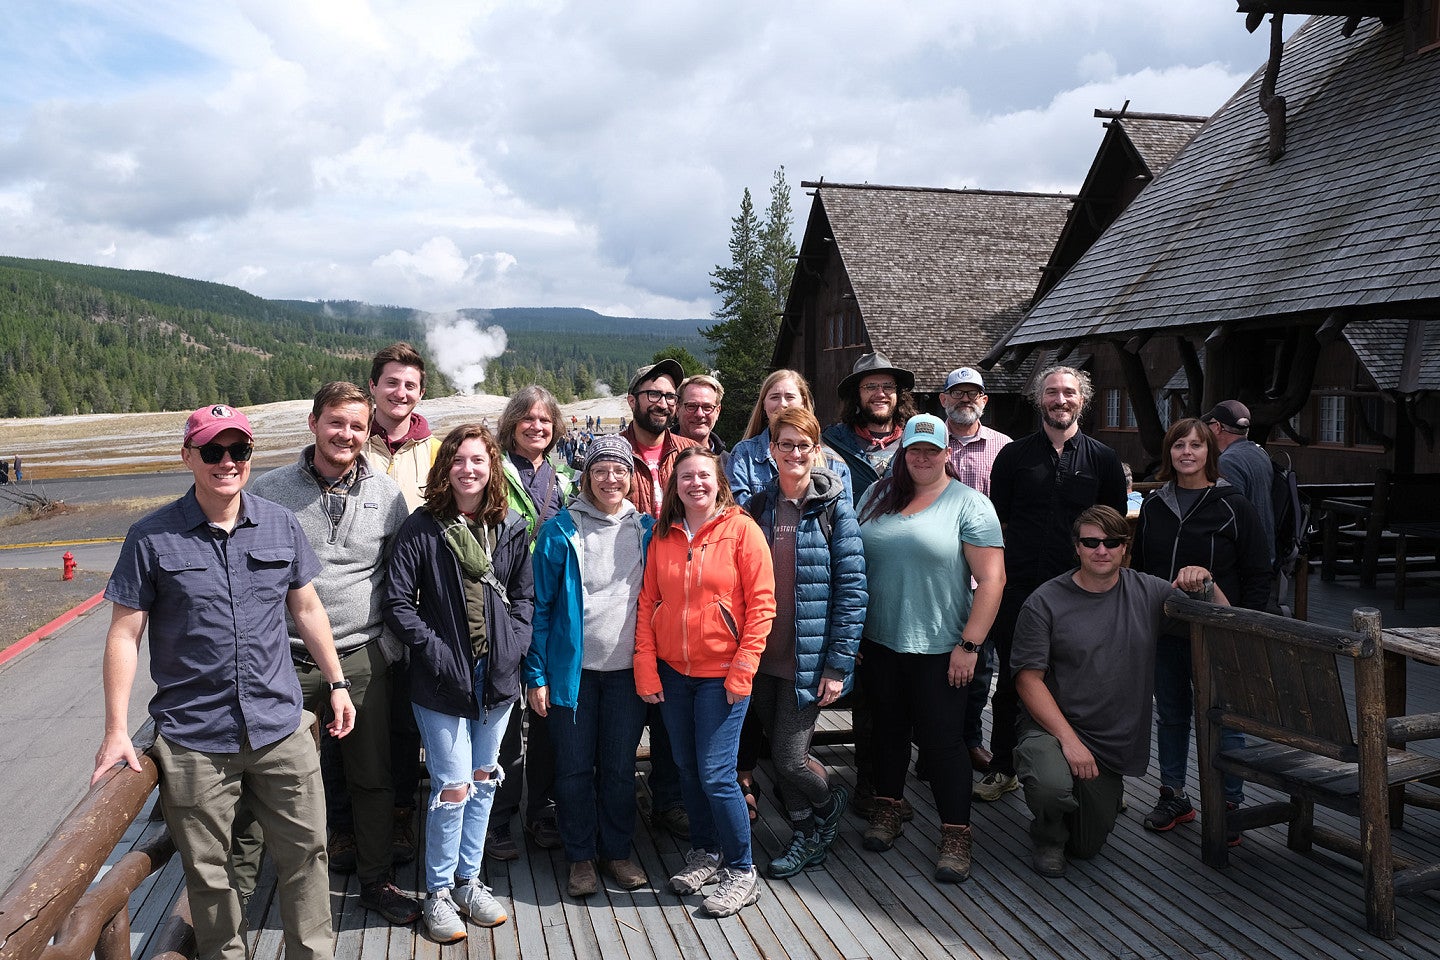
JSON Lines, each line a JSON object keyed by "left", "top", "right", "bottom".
{"left": 1014, "top": 721, "right": 1125, "bottom": 858}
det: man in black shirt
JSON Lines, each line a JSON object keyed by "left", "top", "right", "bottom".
{"left": 974, "top": 366, "right": 1128, "bottom": 802}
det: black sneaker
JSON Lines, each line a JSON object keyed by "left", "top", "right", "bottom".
{"left": 485, "top": 822, "right": 520, "bottom": 862}
{"left": 526, "top": 816, "right": 562, "bottom": 850}
{"left": 1142, "top": 786, "right": 1196, "bottom": 832}
{"left": 360, "top": 879, "right": 422, "bottom": 925}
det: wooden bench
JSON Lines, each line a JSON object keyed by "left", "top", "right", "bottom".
{"left": 1319, "top": 470, "right": 1440, "bottom": 588}
{"left": 1169, "top": 597, "right": 1440, "bottom": 940}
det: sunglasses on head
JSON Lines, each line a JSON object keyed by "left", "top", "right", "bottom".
{"left": 1077, "top": 536, "right": 1126, "bottom": 550}
{"left": 192, "top": 441, "right": 255, "bottom": 464}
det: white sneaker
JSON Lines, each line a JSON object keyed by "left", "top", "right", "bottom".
{"left": 703, "top": 865, "right": 761, "bottom": 917}
{"left": 669, "top": 848, "right": 721, "bottom": 894}
{"left": 423, "top": 889, "right": 466, "bottom": 943}
{"left": 453, "top": 877, "right": 508, "bottom": 927}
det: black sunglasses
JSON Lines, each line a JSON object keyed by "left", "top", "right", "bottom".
{"left": 1077, "top": 536, "right": 1127, "bottom": 550}
{"left": 192, "top": 441, "right": 255, "bottom": 464}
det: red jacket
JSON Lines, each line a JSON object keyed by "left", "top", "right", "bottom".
{"left": 633, "top": 506, "right": 776, "bottom": 697}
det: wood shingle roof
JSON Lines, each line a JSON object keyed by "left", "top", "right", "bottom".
{"left": 809, "top": 182, "right": 1073, "bottom": 393}
{"left": 996, "top": 15, "right": 1440, "bottom": 353}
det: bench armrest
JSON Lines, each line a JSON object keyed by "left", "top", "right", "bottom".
{"left": 1387, "top": 712, "right": 1440, "bottom": 745}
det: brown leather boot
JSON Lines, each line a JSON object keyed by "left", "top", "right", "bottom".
{"left": 935, "top": 824, "right": 973, "bottom": 883}
{"left": 862, "top": 797, "right": 905, "bottom": 851}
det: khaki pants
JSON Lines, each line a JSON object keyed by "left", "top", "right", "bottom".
{"left": 1014, "top": 721, "right": 1125, "bottom": 859}
{"left": 154, "top": 716, "right": 332, "bottom": 960}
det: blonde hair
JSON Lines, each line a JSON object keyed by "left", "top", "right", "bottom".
{"left": 743, "top": 369, "right": 815, "bottom": 440}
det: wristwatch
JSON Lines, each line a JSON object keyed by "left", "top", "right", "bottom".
{"left": 327, "top": 679, "right": 353, "bottom": 692}
{"left": 959, "top": 639, "right": 983, "bottom": 654}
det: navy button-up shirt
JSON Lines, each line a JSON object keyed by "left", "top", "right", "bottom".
{"left": 105, "top": 488, "right": 321, "bottom": 752}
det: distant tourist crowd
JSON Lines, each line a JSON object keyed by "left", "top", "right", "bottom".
{"left": 91, "top": 341, "right": 1279, "bottom": 954}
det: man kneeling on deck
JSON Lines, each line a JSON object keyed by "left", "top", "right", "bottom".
{"left": 1010, "top": 505, "right": 1228, "bottom": 877}
{"left": 93, "top": 403, "right": 354, "bottom": 960}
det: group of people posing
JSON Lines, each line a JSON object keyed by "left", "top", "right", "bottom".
{"left": 93, "top": 341, "right": 1279, "bottom": 958}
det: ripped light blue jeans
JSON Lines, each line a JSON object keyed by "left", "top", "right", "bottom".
{"left": 413, "top": 699, "right": 513, "bottom": 893}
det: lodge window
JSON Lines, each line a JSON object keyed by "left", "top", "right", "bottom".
{"left": 1318, "top": 395, "right": 1347, "bottom": 445}
{"left": 1105, "top": 389, "right": 1121, "bottom": 428}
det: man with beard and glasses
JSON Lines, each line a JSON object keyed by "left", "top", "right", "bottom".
{"left": 939, "top": 366, "right": 1012, "bottom": 775}
{"left": 822, "top": 352, "right": 919, "bottom": 502}
{"left": 619, "top": 358, "right": 696, "bottom": 840}
{"left": 974, "top": 366, "right": 1128, "bottom": 803}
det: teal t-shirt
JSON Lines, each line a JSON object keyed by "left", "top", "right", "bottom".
{"left": 858, "top": 479, "right": 1004, "bottom": 654}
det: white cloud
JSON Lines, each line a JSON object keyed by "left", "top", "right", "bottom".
{"left": 0, "top": 0, "right": 1285, "bottom": 316}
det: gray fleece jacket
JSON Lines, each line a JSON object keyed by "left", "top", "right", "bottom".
{"left": 250, "top": 448, "right": 411, "bottom": 662}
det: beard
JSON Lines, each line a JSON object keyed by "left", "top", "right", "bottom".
{"left": 638, "top": 405, "right": 672, "bottom": 436}
{"left": 862, "top": 405, "right": 894, "bottom": 429}
{"left": 946, "top": 404, "right": 980, "bottom": 427}
{"left": 1042, "top": 405, "right": 1078, "bottom": 431}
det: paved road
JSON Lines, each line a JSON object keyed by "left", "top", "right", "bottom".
{"left": 0, "top": 597, "right": 153, "bottom": 892}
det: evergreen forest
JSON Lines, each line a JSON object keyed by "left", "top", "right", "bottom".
{"left": 0, "top": 257, "right": 707, "bottom": 417}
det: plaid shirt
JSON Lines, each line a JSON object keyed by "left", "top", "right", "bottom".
{"left": 945, "top": 424, "right": 1011, "bottom": 498}
{"left": 306, "top": 451, "right": 359, "bottom": 535}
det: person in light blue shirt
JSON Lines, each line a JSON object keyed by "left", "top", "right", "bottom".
{"left": 854, "top": 414, "right": 1005, "bottom": 884}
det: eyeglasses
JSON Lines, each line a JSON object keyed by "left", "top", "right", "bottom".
{"left": 946, "top": 388, "right": 984, "bottom": 400}
{"left": 682, "top": 402, "right": 717, "bottom": 415}
{"left": 635, "top": 389, "right": 678, "bottom": 405}
{"left": 860, "top": 381, "right": 898, "bottom": 395}
{"left": 588, "top": 466, "right": 630, "bottom": 479}
{"left": 192, "top": 441, "right": 254, "bottom": 464}
{"left": 772, "top": 440, "right": 816, "bottom": 455}
{"left": 1076, "top": 536, "right": 1127, "bottom": 550}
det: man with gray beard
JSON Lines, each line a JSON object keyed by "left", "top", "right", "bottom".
{"left": 939, "top": 367, "right": 1012, "bottom": 773}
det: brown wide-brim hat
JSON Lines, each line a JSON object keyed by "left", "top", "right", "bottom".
{"left": 836, "top": 351, "right": 915, "bottom": 397}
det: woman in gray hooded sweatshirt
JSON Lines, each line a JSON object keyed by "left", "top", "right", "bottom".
{"left": 523, "top": 434, "right": 654, "bottom": 899}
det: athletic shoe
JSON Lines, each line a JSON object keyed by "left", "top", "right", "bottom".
{"left": 768, "top": 828, "right": 827, "bottom": 879}
{"left": 453, "top": 878, "right": 508, "bottom": 927}
{"left": 669, "top": 848, "right": 720, "bottom": 894}
{"left": 361, "top": 879, "right": 422, "bottom": 925}
{"left": 651, "top": 805, "right": 691, "bottom": 840}
{"left": 485, "top": 822, "right": 520, "bottom": 862}
{"left": 972, "top": 772, "right": 1019, "bottom": 802}
{"left": 702, "top": 866, "right": 761, "bottom": 917}
{"left": 422, "top": 889, "right": 466, "bottom": 943}
{"left": 327, "top": 831, "right": 358, "bottom": 873}
{"left": 1143, "top": 786, "right": 1197, "bottom": 832}
{"left": 526, "top": 816, "right": 562, "bottom": 850}
{"left": 814, "top": 784, "right": 850, "bottom": 847}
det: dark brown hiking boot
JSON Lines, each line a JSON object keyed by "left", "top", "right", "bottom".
{"left": 935, "top": 824, "right": 972, "bottom": 883}
{"left": 862, "top": 797, "right": 905, "bottom": 851}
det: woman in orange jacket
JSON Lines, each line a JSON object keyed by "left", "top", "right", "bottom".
{"left": 634, "top": 446, "right": 776, "bottom": 918}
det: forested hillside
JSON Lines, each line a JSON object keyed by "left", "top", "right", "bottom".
{"left": 0, "top": 259, "right": 708, "bottom": 417}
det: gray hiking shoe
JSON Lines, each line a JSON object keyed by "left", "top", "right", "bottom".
{"left": 422, "top": 888, "right": 466, "bottom": 943}
{"left": 453, "top": 877, "right": 508, "bottom": 927}
{"left": 703, "top": 865, "right": 761, "bottom": 917}
{"left": 768, "top": 828, "right": 827, "bottom": 879}
{"left": 669, "top": 848, "right": 720, "bottom": 894}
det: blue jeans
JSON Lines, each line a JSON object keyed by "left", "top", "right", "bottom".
{"left": 550, "top": 669, "right": 648, "bottom": 862}
{"left": 1155, "top": 634, "right": 1245, "bottom": 804}
{"left": 656, "top": 661, "right": 752, "bottom": 870}
{"left": 413, "top": 699, "right": 513, "bottom": 893}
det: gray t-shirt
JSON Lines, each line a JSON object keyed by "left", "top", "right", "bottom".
{"left": 1011, "top": 568, "right": 1183, "bottom": 776}
{"left": 1218, "top": 439, "right": 1276, "bottom": 567}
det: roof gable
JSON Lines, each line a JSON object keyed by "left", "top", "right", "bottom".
{"left": 805, "top": 183, "right": 1073, "bottom": 392}
{"left": 1000, "top": 15, "right": 1440, "bottom": 352}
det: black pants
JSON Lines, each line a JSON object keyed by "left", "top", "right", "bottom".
{"left": 860, "top": 639, "right": 972, "bottom": 826}
{"left": 987, "top": 579, "right": 1039, "bottom": 776}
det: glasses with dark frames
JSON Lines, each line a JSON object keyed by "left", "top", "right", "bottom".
{"left": 1076, "top": 536, "right": 1127, "bottom": 550}
{"left": 682, "top": 401, "right": 718, "bottom": 415}
{"left": 772, "top": 440, "right": 816, "bottom": 454}
{"left": 191, "top": 441, "right": 255, "bottom": 464}
{"left": 635, "top": 389, "right": 678, "bottom": 405}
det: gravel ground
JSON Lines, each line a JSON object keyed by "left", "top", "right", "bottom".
{"left": 0, "top": 569, "right": 110, "bottom": 652}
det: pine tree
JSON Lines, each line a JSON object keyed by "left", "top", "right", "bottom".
{"left": 760, "top": 166, "right": 797, "bottom": 314}
{"left": 705, "top": 187, "right": 777, "bottom": 440}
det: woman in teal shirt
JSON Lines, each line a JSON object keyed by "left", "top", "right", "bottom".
{"left": 855, "top": 414, "right": 1005, "bottom": 884}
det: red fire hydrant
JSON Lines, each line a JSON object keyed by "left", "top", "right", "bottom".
{"left": 63, "top": 551, "right": 77, "bottom": 581}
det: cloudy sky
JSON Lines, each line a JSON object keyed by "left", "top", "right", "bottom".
{"left": 0, "top": 1, "right": 1284, "bottom": 319}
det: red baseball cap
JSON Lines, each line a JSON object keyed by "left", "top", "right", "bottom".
{"left": 184, "top": 404, "right": 254, "bottom": 446}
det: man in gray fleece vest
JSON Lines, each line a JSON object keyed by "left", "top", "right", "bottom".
{"left": 236, "top": 381, "right": 419, "bottom": 925}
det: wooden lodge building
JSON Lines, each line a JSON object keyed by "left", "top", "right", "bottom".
{"left": 984, "top": 5, "right": 1440, "bottom": 482}
{"left": 770, "top": 182, "right": 1072, "bottom": 433}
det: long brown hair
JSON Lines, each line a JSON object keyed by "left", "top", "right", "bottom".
{"left": 655, "top": 446, "right": 736, "bottom": 538}
{"left": 424, "top": 423, "right": 509, "bottom": 525}
{"left": 858, "top": 442, "right": 958, "bottom": 523}
{"left": 1155, "top": 417, "right": 1220, "bottom": 484}
{"left": 743, "top": 370, "right": 815, "bottom": 440}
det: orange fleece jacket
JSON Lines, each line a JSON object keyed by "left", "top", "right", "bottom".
{"left": 633, "top": 506, "right": 776, "bottom": 698}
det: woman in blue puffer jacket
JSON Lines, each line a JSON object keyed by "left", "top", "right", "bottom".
{"left": 742, "top": 406, "right": 867, "bottom": 880}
